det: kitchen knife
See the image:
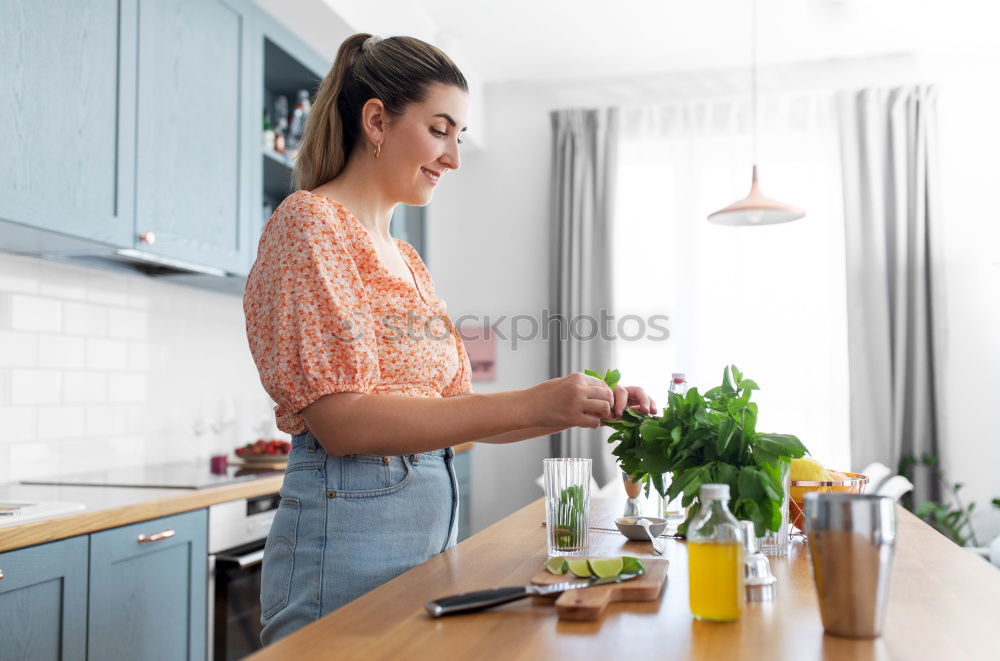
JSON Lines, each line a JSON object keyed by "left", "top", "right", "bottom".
{"left": 424, "top": 572, "right": 643, "bottom": 617}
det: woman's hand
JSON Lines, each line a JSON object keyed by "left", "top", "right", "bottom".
{"left": 610, "top": 384, "right": 658, "bottom": 419}
{"left": 526, "top": 372, "right": 615, "bottom": 429}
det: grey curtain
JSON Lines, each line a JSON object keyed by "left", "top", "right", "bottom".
{"left": 837, "top": 86, "right": 942, "bottom": 502}
{"left": 548, "top": 108, "right": 619, "bottom": 486}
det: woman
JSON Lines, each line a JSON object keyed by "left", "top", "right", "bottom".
{"left": 244, "top": 33, "right": 657, "bottom": 645}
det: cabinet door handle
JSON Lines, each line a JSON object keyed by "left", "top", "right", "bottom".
{"left": 138, "top": 231, "right": 156, "bottom": 245}
{"left": 137, "top": 529, "right": 176, "bottom": 544}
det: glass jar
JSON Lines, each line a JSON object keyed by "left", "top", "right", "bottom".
{"left": 687, "top": 483, "right": 745, "bottom": 621}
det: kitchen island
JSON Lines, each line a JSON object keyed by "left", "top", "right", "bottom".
{"left": 249, "top": 493, "right": 1000, "bottom": 660}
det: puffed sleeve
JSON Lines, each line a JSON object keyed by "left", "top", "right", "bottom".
{"left": 244, "top": 202, "right": 380, "bottom": 433}
{"left": 441, "top": 325, "right": 473, "bottom": 397}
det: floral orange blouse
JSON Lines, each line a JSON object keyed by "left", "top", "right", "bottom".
{"left": 244, "top": 189, "right": 472, "bottom": 435}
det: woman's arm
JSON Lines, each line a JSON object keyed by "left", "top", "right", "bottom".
{"left": 303, "top": 389, "right": 544, "bottom": 456}
{"left": 302, "top": 373, "right": 616, "bottom": 456}
{"left": 445, "top": 394, "right": 568, "bottom": 444}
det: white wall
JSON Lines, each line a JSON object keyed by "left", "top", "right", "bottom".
{"left": 428, "top": 52, "right": 1000, "bottom": 541}
{"left": 426, "top": 82, "right": 555, "bottom": 533}
{"left": 0, "top": 254, "right": 278, "bottom": 484}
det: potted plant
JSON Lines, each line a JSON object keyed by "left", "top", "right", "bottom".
{"left": 598, "top": 365, "right": 808, "bottom": 536}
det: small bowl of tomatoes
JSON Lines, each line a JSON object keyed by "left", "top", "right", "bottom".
{"left": 235, "top": 438, "right": 292, "bottom": 464}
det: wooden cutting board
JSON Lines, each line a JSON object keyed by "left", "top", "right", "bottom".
{"left": 530, "top": 558, "right": 669, "bottom": 621}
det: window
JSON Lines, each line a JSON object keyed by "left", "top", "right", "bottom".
{"left": 612, "top": 93, "right": 851, "bottom": 468}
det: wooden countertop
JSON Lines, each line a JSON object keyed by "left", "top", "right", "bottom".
{"left": 250, "top": 492, "right": 1000, "bottom": 660}
{"left": 0, "top": 444, "right": 474, "bottom": 553}
{"left": 0, "top": 476, "right": 284, "bottom": 552}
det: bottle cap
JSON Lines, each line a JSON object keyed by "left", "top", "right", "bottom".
{"left": 700, "top": 483, "right": 730, "bottom": 499}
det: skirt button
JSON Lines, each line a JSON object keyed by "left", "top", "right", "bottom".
{"left": 327, "top": 490, "right": 336, "bottom": 498}
{"left": 381, "top": 456, "right": 390, "bottom": 464}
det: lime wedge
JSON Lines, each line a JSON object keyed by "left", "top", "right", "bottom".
{"left": 567, "top": 559, "right": 593, "bottom": 578}
{"left": 621, "top": 556, "right": 645, "bottom": 575}
{"left": 588, "top": 557, "right": 624, "bottom": 578}
{"left": 545, "top": 557, "right": 569, "bottom": 575}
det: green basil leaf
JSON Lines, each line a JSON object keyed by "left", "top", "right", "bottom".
{"left": 604, "top": 368, "right": 621, "bottom": 390}
{"left": 737, "top": 466, "right": 764, "bottom": 500}
{"left": 756, "top": 433, "right": 808, "bottom": 458}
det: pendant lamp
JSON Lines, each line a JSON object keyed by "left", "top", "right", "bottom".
{"left": 707, "top": 0, "right": 804, "bottom": 226}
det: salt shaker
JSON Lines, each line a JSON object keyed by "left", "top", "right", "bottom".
{"left": 740, "top": 520, "right": 776, "bottom": 601}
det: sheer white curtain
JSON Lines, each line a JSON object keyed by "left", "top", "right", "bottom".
{"left": 612, "top": 92, "right": 851, "bottom": 469}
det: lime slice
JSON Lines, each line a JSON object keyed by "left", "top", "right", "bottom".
{"left": 588, "top": 557, "right": 624, "bottom": 578}
{"left": 621, "top": 556, "right": 645, "bottom": 575}
{"left": 545, "top": 557, "right": 569, "bottom": 575}
{"left": 567, "top": 559, "right": 593, "bottom": 578}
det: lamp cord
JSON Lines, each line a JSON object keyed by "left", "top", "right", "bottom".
{"left": 752, "top": 0, "right": 758, "bottom": 168}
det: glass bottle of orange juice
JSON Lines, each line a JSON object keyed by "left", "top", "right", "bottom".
{"left": 687, "top": 483, "right": 745, "bottom": 621}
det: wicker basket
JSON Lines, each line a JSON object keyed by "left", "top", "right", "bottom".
{"left": 789, "top": 472, "right": 869, "bottom": 532}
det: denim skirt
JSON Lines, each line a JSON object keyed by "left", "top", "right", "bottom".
{"left": 259, "top": 430, "right": 459, "bottom": 646}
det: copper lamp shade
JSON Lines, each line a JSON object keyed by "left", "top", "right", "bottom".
{"left": 707, "top": 165, "right": 805, "bottom": 226}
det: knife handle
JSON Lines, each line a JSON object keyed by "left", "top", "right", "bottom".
{"left": 425, "top": 586, "right": 532, "bottom": 617}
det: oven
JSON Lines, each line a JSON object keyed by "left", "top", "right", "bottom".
{"left": 208, "top": 493, "right": 280, "bottom": 660}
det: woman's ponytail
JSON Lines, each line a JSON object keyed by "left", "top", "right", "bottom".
{"left": 292, "top": 34, "right": 369, "bottom": 191}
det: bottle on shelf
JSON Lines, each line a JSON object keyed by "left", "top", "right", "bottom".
{"left": 262, "top": 111, "right": 275, "bottom": 152}
{"left": 687, "top": 483, "right": 745, "bottom": 622}
{"left": 286, "top": 89, "right": 312, "bottom": 159}
{"left": 273, "top": 95, "right": 289, "bottom": 156}
{"left": 661, "top": 372, "right": 687, "bottom": 518}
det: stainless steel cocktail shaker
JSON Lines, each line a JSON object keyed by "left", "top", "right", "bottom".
{"left": 804, "top": 493, "right": 896, "bottom": 638}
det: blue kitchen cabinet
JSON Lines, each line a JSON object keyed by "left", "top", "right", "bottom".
{"left": 88, "top": 509, "right": 208, "bottom": 661}
{"left": 454, "top": 450, "right": 472, "bottom": 541}
{"left": 0, "top": 0, "right": 136, "bottom": 248}
{"left": 133, "top": 0, "right": 254, "bottom": 275}
{"left": 0, "top": 535, "right": 88, "bottom": 661}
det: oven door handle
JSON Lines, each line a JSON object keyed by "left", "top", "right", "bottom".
{"left": 215, "top": 548, "right": 265, "bottom": 568}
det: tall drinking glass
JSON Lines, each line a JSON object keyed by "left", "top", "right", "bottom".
{"left": 543, "top": 458, "right": 592, "bottom": 557}
{"left": 759, "top": 459, "right": 791, "bottom": 556}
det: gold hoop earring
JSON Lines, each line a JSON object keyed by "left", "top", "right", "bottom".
{"left": 373, "top": 142, "right": 381, "bottom": 159}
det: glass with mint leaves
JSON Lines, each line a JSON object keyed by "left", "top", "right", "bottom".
{"left": 543, "top": 458, "right": 592, "bottom": 556}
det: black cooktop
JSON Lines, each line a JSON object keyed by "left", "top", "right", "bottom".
{"left": 21, "top": 460, "right": 283, "bottom": 490}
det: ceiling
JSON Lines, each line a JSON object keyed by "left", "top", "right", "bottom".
{"left": 261, "top": 0, "right": 1000, "bottom": 85}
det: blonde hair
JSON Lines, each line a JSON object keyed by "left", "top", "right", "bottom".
{"left": 293, "top": 34, "right": 467, "bottom": 191}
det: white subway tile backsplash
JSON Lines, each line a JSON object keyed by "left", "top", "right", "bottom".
{"left": 0, "top": 406, "right": 37, "bottom": 444}
{"left": 0, "top": 330, "right": 38, "bottom": 367}
{"left": 63, "top": 371, "right": 108, "bottom": 403}
{"left": 0, "top": 445, "right": 10, "bottom": 484}
{"left": 108, "top": 373, "right": 147, "bottom": 403}
{"left": 84, "top": 404, "right": 128, "bottom": 436}
{"left": 10, "top": 369, "right": 61, "bottom": 404}
{"left": 0, "top": 369, "right": 10, "bottom": 404}
{"left": 127, "top": 342, "right": 151, "bottom": 370}
{"left": 58, "top": 437, "right": 109, "bottom": 475}
{"left": 37, "top": 405, "right": 86, "bottom": 440}
{"left": 86, "top": 274, "right": 130, "bottom": 306}
{"left": 108, "top": 308, "right": 148, "bottom": 340}
{"left": 37, "top": 335, "right": 87, "bottom": 369}
{"left": 0, "top": 272, "right": 40, "bottom": 294}
{"left": 0, "top": 252, "right": 273, "bottom": 484}
{"left": 106, "top": 436, "right": 146, "bottom": 468}
{"left": 9, "top": 441, "right": 61, "bottom": 480}
{"left": 63, "top": 302, "right": 109, "bottom": 336}
{"left": 85, "top": 338, "right": 129, "bottom": 370}
{"left": 38, "top": 279, "right": 87, "bottom": 301}
{"left": 9, "top": 294, "right": 61, "bottom": 332}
